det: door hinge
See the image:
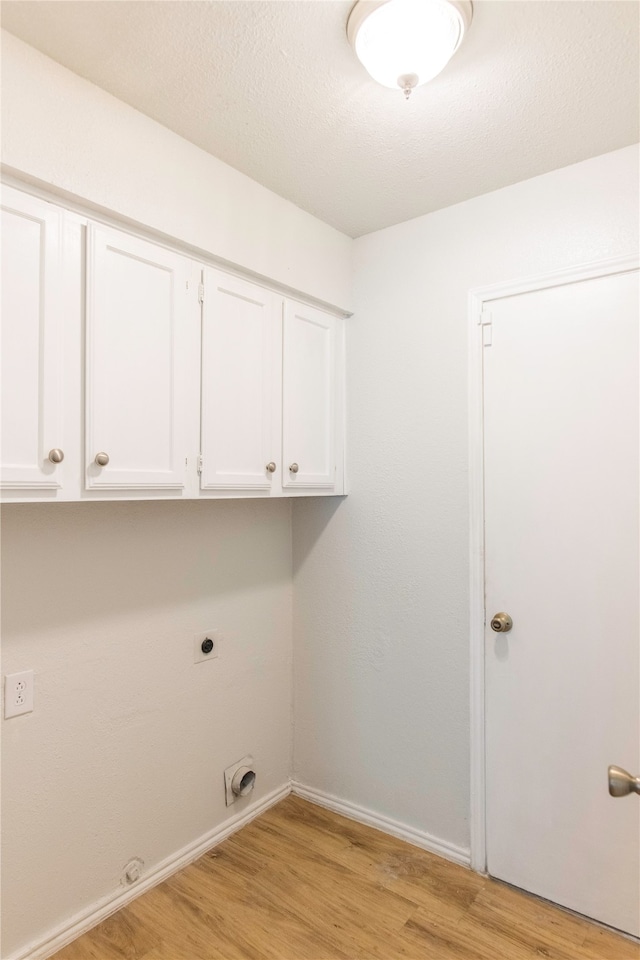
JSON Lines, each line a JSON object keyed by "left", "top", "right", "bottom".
{"left": 480, "top": 309, "right": 492, "bottom": 347}
{"left": 198, "top": 283, "right": 205, "bottom": 305}
{"left": 197, "top": 454, "right": 203, "bottom": 475}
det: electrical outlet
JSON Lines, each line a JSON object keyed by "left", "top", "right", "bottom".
{"left": 4, "top": 670, "right": 34, "bottom": 718}
{"left": 193, "top": 629, "right": 221, "bottom": 664}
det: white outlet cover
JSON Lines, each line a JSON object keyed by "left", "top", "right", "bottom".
{"left": 193, "top": 629, "right": 221, "bottom": 664}
{"left": 224, "top": 755, "right": 254, "bottom": 806}
{"left": 4, "top": 670, "right": 34, "bottom": 718}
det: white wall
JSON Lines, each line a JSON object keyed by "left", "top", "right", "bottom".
{"left": 0, "top": 30, "right": 353, "bottom": 311}
{"left": 292, "top": 145, "right": 640, "bottom": 851}
{"left": 0, "top": 29, "right": 351, "bottom": 960}
{"left": 1, "top": 499, "right": 293, "bottom": 957}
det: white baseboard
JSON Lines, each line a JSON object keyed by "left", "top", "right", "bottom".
{"left": 13, "top": 782, "right": 291, "bottom": 960}
{"left": 291, "top": 781, "right": 471, "bottom": 868}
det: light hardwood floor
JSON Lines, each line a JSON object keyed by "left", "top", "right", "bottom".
{"left": 52, "top": 796, "right": 638, "bottom": 960}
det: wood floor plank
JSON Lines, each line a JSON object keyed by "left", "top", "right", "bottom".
{"left": 580, "top": 925, "right": 640, "bottom": 960}
{"left": 198, "top": 831, "right": 272, "bottom": 879}
{"left": 464, "top": 878, "right": 595, "bottom": 958}
{"left": 164, "top": 857, "right": 351, "bottom": 960}
{"left": 249, "top": 854, "right": 418, "bottom": 956}
{"left": 51, "top": 906, "right": 162, "bottom": 960}
{"left": 341, "top": 836, "right": 484, "bottom": 909}
{"left": 394, "top": 911, "right": 524, "bottom": 960}
{"left": 50, "top": 796, "right": 637, "bottom": 960}
{"left": 123, "top": 882, "right": 248, "bottom": 960}
{"left": 223, "top": 814, "right": 356, "bottom": 879}
{"left": 256, "top": 798, "right": 354, "bottom": 858}
{"left": 265, "top": 796, "right": 485, "bottom": 914}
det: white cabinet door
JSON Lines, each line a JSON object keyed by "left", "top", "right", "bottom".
{"left": 1, "top": 188, "right": 66, "bottom": 492}
{"left": 86, "top": 225, "right": 190, "bottom": 491}
{"left": 200, "top": 269, "right": 280, "bottom": 491}
{"left": 282, "top": 302, "right": 337, "bottom": 490}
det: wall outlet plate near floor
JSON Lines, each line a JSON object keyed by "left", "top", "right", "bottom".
{"left": 193, "top": 630, "right": 221, "bottom": 664}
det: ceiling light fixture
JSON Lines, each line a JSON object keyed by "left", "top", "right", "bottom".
{"left": 347, "top": 0, "right": 473, "bottom": 99}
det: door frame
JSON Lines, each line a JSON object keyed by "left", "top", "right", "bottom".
{"left": 467, "top": 253, "right": 639, "bottom": 874}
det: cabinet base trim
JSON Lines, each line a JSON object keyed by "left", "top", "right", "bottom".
{"left": 84, "top": 483, "right": 186, "bottom": 491}
{"left": 0, "top": 480, "right": 62, "bottom": 490}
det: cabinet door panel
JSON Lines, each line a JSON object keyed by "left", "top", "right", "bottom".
{"left": 283, "top": 303, "right": 336, "bottom": 489}
{"left": 86, "top": 225, "right": 189, "bottom": 490}
{"left": 201, "top": 269, "right": 279, "bottom": 490}
{"left": 1, "top": 188, "right": 64, "bottom": 490}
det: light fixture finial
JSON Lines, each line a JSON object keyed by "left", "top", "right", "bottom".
{"left": 398, "top": 73, "right": 418, "bottom": 100}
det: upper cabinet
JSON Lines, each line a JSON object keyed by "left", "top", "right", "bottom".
{"left": 200, "top": 269, "right": 281, "bottom": 492}
{"left": 283, "top": 302, "right": 337, "bottom": 490}
{"left": 85, "top": 226, "right": 191, "bottom": 492}
{"left": 0, "top": 187, "right": 346, "bottom": 502}
{"left": 200, "top": 269, "right": 345, "bottom": 497}
{"left": 0, "top": 187, "right": 66, "bottom": 493}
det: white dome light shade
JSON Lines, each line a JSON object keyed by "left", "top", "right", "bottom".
{"left": 347, "top": 0, "right": 472, "bottom": 94}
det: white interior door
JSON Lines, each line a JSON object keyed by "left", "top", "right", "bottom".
{"left": 282, "top": 302, "right": 336, "bottom": 489}
{"left": 1, "top": 187, "right": 65, "bottom": 491}
{"left": 200, "top": 269, "right": 280, "bottom": 491}
{"left": 484, "top": 267, "right": 640, "bottom": 936}
{"left": 86, "top": 225, "right": 190, "bottom": 490}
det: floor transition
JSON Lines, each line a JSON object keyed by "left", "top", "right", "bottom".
{"left": 52, "top": 796, "right": 638, "bottom": 960}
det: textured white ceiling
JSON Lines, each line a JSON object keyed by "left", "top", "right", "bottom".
{"left": 1, "top": 0, "right": 638, "bottom": 237}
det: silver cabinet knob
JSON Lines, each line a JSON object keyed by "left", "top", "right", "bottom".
{"left": 94, "top": 452, "right": 110, "bottom": 467}
{"left": 608, "top": 765, "right": 640, "bottom": 797}
{"left": 289, "top": 463, "right": 299, "bottom": 474}
{"left": 266, "top": 462, "right": 277, "bottom": 473}
{"left": 48, "top": 448, "right": 64, "bottom": 464}
{"left": 490, "top": 612, "right": 513, "bottom": 633}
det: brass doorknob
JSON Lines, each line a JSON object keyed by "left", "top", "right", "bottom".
{"left": 608, "top": 765, "right": 640, "bottom": 797}
{"left": 266, "top": 462, "right": 277, "bottom": 473}
{"left": 48, "top": 448, "right": 64, "bottom": 464}
{"left": 94, "top": 452, "right": 110, "bottom": 467}
{"left": 490, "top": 612, "right": 513, "bottom": 633}
{"left": 289, "top": 463, "right": 299, "bottom": 474}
